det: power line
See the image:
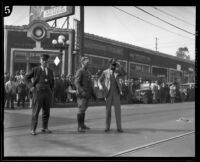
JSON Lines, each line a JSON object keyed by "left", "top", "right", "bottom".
{"left": 112, "top": 6, "right": 194, "bottom": 40}
{"left": 142, "top": 40, "right": 195, "bottom": 46}
{"left": 111, "top": 8, "right": 138, "bottom": 42}
{"left": 152, "top": 7, "right": 195, "bottom": 27}
{"left": 134, "top": 6, "right": 195, "bottom": 36}
{"left": 159, "top": 42, "right": 194, "bottom": 48}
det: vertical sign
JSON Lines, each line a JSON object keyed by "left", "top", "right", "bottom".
{"left": 73, "top": 19, "right": 80, "bottom": 51}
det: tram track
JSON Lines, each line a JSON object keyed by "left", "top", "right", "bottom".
{"left": 111, "top": 131, "right": 195, "bottom": 157}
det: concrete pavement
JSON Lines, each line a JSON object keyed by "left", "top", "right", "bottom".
{"left": 3, "top": 102, "right": 195, "bottom": 157}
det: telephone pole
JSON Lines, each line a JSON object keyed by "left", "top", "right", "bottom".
{"left": 155, "top": 37, "right": 158, "bottom": 51}
{"left": 80, "top": 6, "right": 84, "bottom": 57}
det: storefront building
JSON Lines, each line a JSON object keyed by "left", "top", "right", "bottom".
{"left": 4, "top": 20, "right": 74, "bottom": 76}
{"left": 4, "top": 23, "right": 195, "bottom": 84}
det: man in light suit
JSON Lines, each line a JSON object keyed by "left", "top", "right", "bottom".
{"left": 25, "top": 54, "right": 54, "bottom": 135}
{"left": 98, "top": 58, "right": 125, "bottom": 133}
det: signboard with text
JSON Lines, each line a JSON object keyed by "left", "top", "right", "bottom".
{"left": 30, "top": 6, "right": 74, "bottom": 22}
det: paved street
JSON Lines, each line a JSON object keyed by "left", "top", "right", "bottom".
{"left": 3, "top": 102, "right": 195, "bottom": 157}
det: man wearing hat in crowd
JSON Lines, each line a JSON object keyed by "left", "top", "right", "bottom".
{"left": 98, "top": 58, "right": 125, "bottom": 133}
{"left": 25, "top": 54, "right": 54, "bottom": 135}
{"left": 74, "top": 56, "right": 96, "bottom": 132}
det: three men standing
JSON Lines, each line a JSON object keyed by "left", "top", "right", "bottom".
{"left": 25, "top": 54, "right": 54, "bottom": 135}
{"left": 98, "top": 58, "right": 124, "bottom": 133}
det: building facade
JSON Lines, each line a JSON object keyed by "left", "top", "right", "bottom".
{"left": 4, "top": 23, "right": 195, "bottom": 84}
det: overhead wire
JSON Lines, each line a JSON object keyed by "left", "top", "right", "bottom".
{"left": 110, "top": 8, "right": 138, "bottom": 43}
{"left": 134, "top": 6, "right": 195, "bottom": 36}
{"left": 152, "top": 7, "right": 195, "bottom": 27}
{"left": 112, "top": 6, "right": 194, "bottom": 40}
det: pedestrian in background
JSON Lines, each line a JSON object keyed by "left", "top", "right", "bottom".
{"left": 74, "top": 56, "right": 96, "bottom": 132}
{"left": 17, "top": 78, "right": 27, "bottom": 108}
{"left": 98, "top": 58, "right": 124, "bottom": 133}
{"left": 169, "top": 83, "right": 176, "bottom": 103}
{"left": 25, "top": 54, "right": 54, "bottom": 135}
{"left": 4, "top": 75, "right": 17, "bottom": 109}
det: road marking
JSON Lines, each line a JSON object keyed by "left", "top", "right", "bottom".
{"left": 111, "top": 131, "right": 195, "bottom": 157}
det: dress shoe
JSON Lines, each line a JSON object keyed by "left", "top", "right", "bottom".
{"left": 117, "top": 129, "right": 124, "bottom": 133}
{"left": 30, "top": 130, "right": 36, "bottom": 135}
{"left": 104, "top": 128, "right": 110, "bottom": 132}
{"left": 83, "top": 125, "right": 90, "bottom": 130}
{"left": 41, "top": 128, "right": 52, "bottom": 133}
{"left": 77, "top": 127, "right": 86, "bottom": 132}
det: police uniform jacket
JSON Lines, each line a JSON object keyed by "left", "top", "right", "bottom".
{"left": 25, "top": 66, "right": 54, "bottom": 92}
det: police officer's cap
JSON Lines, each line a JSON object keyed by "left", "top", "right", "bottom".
{"left": 81, "top": 56, "right": 89, "bottom": 62}
{"left": 109, "top": 58, "right": 117, "bottom": 66}
{"left": 41, "top": 54, "right": 50, "bottom": 61}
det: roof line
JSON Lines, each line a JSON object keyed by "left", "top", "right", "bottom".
{"left": 84, "top": 33, "right": 195, "bottom": 64}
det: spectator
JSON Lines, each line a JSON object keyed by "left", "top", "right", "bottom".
{"left": 169, "top": 83, "right": 176, "bottom": 103}
{"left": 151, "top": 81, "right": 159, "bottom": 104}
{"left": 60, "top": 74, "right": 66, "bottom": 103}
{"left": 160, "top": 83, "right": 166, "bottom": 103}
{"left": 17, "top": 78, "right": 27, "bottom": 108}
{"left": 5, "top": 75, "right": 17, "bottom": 109}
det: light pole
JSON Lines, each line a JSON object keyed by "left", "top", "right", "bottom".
{"left": 52, "top": 35, "right": 70, "bottom": 75}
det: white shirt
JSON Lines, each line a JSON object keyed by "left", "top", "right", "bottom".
{"left": 41, "top": 66, "right": 48, "bottom": 76}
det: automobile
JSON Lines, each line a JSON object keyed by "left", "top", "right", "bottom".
{"left": 179, "top": 83, "right": 195, "bottom": 102}
{"left": 135, "top": 88, "right": 153, "bottom": 104}
{"left": 180, "top": 83, "right": 195, "bottom": 89}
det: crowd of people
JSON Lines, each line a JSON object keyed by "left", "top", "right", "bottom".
{"left": 4, "top": 69, "right": 195, "bottom": 110}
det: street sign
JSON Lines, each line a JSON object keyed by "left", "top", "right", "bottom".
{"left": 30, "top": 6, "right": 74, "bottom": 22}
{"left": 54, "top": 56, "right": 60, "bottom": 66}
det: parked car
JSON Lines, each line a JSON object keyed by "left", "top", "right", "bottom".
{"left": 180, "top": 83, "right": 195, "bottom": 89}
{"left": 180, "top": 83, "right": 195, "bottom": 101}
{"left": 135, "top": 88, "right": 153, "bottom": 104}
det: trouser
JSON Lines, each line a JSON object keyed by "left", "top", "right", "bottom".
{"left": 105, "top": 91, "right": 122, "bottom": 130}
{"left": 31, "top": 89, "right": 52, "bottom": 131}
{"left": 5, "top": 93, "right": 15, "bottom": 108}
{"left": 77, "top": 97, "right": 89, "bottom": 128}
{"left": 17, "top": 93, "right": 25, "bottom": 107}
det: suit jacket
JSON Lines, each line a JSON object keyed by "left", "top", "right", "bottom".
{"left": 98, "top": 69, "right": 122, "bottom": 98}
{"left": 25, "top": 66, "right": 54, "bottom": 91}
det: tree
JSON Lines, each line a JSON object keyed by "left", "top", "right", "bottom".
{"left": 176, "top": 47, "right": 190, "bottom": 60}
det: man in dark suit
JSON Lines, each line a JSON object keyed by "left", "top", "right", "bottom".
{"left": 74, "top": 56, "right": 96, "bottom": 132}
{"left": 25, "top": 54, "right": 54, "bottom": 135}
{"left": 98, "top": 58, "right": 124, "bottom": 133}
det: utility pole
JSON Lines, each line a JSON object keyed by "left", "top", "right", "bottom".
{"left": 79, "top": 6, "right": 84, "bottom": 57}
{"left": 155, "top": 37, "right": 158, "bottom": 51}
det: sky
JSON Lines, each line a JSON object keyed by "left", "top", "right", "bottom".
{"left": 4, "top": 6, "right": 196, "bottom": 60}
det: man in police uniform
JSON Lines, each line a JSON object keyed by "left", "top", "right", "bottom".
{"left": 25, "top": 54, "right": 54, "bottom": 135}
{"left": 75, "top": 56, "right": 96, "bottom": 132}
{"left": 98, "top": 58, "right": 124, "bottom": 133}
